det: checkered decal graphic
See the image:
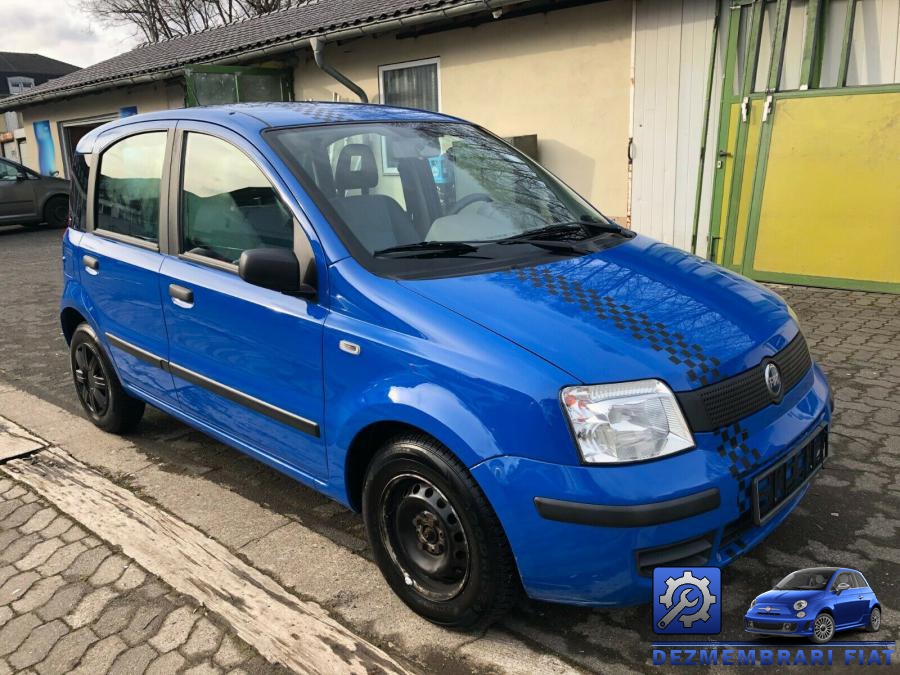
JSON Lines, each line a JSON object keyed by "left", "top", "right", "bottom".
{"left": 512, "top": 266, "right": 723, "bottom": 385}
{"left": 714, "top": 421, "right": 762, "bottom": 513}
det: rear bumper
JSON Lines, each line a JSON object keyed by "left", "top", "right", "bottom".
{"left": 472, "top": 363, "right": 831, "bottom": 606}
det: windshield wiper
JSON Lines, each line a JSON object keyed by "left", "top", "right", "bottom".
{"left": 496, "top": 219, "right": 625, "bottom": 246}
{"left": 373, "top": 241, "right": 481, "bottom": 259}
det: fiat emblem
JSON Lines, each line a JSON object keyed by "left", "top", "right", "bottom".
{"left": 764, "top": 363, "right": 782, "bottom": 399}
{"left": 765, "top": 606, "right": 771, "bottom": 612}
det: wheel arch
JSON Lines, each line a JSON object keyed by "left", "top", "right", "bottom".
{"left": 343, "top": 420, "right": 428, "bottom": 512}
{"left": 60, "top": 306, "right": 88, "bottom": 344}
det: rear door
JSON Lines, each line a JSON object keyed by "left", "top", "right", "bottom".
{"left": 0, "top": 159, "right": 37, "bottom": 221}
{"left": 158, "top": 121, "right": 328, "bottom": 479}
{"left": 77, "top": 123, "right": 177, "bottom": 405}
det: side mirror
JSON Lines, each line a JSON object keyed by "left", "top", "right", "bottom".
{"left": 238, "top": 247, "right": 315, "bottom": 298}
{"left": 16, "top": 170, "right": 27, "bottom": 181}
{"left": 50, "top": 170, "right": 60, "bottom": 177}
{"left": 835, "top": 582, "right": 850, "bottom": 594}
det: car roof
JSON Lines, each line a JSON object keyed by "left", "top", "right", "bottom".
{"left": 77, "top": 102, "right": 464, "bottom": 153}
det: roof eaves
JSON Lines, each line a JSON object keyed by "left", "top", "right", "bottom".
{"left": 0, "top": 0, "right": 530, "bottom": 112}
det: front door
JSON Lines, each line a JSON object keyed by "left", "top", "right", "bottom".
{"left": 159, "top": 123, "right": 328, "bottom": 480}
{"left": 0, "top": 159, "right": 37, "bottom": 221}
{"left": 78, "top": 125, "right": 176, "bottom": 406}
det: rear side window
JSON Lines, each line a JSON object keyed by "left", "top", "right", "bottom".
{"left": 180, "top": 133, "right": 292, "bottom": 265}
{"left": 95, "top": 132, "right": 166, "bottom": 243}
{"left": 853, "top": 572, "right": 868, "bottom": 588}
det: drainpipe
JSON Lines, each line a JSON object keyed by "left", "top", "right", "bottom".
{"left": 310, "top": 37, "right": 368, "bottom": 103}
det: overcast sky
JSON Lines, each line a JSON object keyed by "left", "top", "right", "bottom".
{"left": 4, "top": 0, "right": 140, "bottom": 68}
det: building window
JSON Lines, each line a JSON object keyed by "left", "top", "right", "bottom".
{"left": 378, "top": 58, "right": 441, "bottom": 111}
{"left": 7, "top": 77, "right": 35, "bottom": 95}
{"left": 378, "top": 58, "right": 440, "bottom": 172}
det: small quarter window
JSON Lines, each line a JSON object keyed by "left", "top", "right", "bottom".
{"left": 96, "top": 132, "right": 167, "bottom": 243}
{"left": 180, "top": 133, "right": 293, "bottom": 265}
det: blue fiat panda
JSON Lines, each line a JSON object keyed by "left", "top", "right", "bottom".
{"left": 61, "top": 103, "right": 831, "bottom": 629}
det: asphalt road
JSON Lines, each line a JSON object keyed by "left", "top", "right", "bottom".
{"left": 1, "top": 224, "right": 898, "bottom": 672}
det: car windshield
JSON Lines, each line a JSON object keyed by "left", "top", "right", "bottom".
{"left": 774, "top": 568, "right": 837, "bottom": 590}
{"left": 267, "top": 121, "right": 630, "bottom": 278}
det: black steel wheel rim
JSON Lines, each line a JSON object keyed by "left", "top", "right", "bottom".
{"left": 379, "top": 473, "right": 470, "bottom": 602}
{"left": 73, "top": 343, "right": 109, "bottom": 416}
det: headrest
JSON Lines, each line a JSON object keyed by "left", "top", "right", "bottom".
{"left": 335, "top": 143, "right": 378, "bottom": 193}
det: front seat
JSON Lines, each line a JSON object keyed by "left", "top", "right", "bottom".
{"left": 331, "top": 143, "right": 419, "bottom": 253}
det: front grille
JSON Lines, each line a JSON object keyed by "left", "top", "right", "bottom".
{"left": 636, "top": 532, "right": 713, "bottom": 577}
{"left": 748, "top": 620, "right": 795, "bottom": 631}
{"left": 677, "top": 332, "right": 812, "bottom": 432}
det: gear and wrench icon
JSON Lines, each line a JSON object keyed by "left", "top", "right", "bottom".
{"left": 658, "top": 570, "right": 717, "bottom": 629}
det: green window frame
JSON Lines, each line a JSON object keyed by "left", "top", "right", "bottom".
{"left": 184, "top": 65, "right": 294, "bottom": 107}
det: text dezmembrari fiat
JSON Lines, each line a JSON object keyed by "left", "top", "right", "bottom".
{"left": 61, "top": 103, "right": 832, "bottom": 628}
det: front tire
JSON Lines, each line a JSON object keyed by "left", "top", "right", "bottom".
{"left": 362, "top": 434, "right": 519, "bottom": 630}
{"left": 810, "top": 612, "right": 835, "bottom": 644}
{"left": 70, "top": 323, "right": 145, "bottom": 433}
{"left": 866, "top": 607, "right": 881, "bottom": 632}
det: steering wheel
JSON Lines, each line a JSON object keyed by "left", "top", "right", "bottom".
{"left": 448, "top": 192, "right": 492, "bottom": 215}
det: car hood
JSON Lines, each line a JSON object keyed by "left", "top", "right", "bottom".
{"left": 755, "top": 589, "right": 823, "bottom": 605}
{"left": 400, "top": 235, "right": 797, "bottom": 391}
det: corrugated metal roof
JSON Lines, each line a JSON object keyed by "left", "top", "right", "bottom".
{"left": 0, "top": 0, "right": 500, "bottom": 110}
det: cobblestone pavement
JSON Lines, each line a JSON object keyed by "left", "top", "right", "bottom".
{"left": 1, "top": 226, "right": 898, "bottom": 672}
{"left": 0, "top": 476, "right": 285, "bottom": 675}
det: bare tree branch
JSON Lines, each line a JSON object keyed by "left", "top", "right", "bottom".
{"left": 80, "top": 0, "right": 300, "bottom": 42}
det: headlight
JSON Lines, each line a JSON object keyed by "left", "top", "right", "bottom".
{"left": 750, "top": 598, "right": 757, "bottom": 607}
{"left": 794, "top": 600, "right": 807, "bottom": 611}
{"left": 561, "top": 379, "right": 694, "bottom": 464}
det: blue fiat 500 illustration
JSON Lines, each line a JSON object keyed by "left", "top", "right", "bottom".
{"left": 61, "top": 103, "right": 832, "bottom": 628}
{"left": 746, "top": 567, "right": 881, "bottom": 643}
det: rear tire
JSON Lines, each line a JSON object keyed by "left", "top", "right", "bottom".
{"left": 866, "top": 607, "right": 881, "bottom": 632}
{"left": 70, "top": 323, "right": 145, "bottom": 433}
{"left": 362, "top": 434, "right": 519, "bottom": 630}
{"left": 43, "top": 195, "right": 69, "bottom": 228}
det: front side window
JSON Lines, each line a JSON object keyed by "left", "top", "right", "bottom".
{"left": 180, "top": 133, "right": 293, "bottom": 264}
{"left": 95, "top": 132, "right": 166, "bottom": 243}
{"left": 268, "top": 121, "right": 627, "bottom": 279}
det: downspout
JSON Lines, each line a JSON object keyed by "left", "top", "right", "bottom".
{"left": 310, "top": 37, "right": 368, "bottom": 103}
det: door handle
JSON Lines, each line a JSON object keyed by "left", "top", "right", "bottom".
{"left": 168, "top": 284, "right": 194, "bottom": 308}
{"left": 82, "top": 255, "right": 99, "bottom": 273}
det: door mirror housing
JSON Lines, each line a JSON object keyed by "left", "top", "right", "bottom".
{"left": 238, "top": 247, "right": 315, "bottom": 298}
{"left": 16, "top": 170, "right": 28, "bottom": 181}
{"left": 835, "top": 582, "right": 850, "bottom": 594}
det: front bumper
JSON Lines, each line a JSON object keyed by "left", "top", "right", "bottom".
{"left": 744, "top": 612, "right": 812, "bottom": 636}
{"left": 472, "top": 363, "right": 831, "bottom": 606}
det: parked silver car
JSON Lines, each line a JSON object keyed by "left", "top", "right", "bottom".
{"left": 0, "top": 157, "right": 69, "bottom": 228}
